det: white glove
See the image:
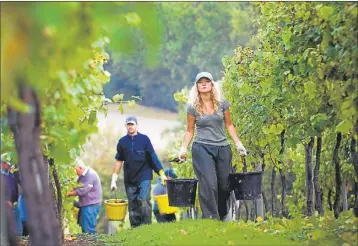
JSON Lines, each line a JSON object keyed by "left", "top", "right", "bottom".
{"left": 159, "top": 170, "right": 168, "bottom": 185}
{"left": 178, "top": 146, "right": 187, "bottom": 162}
{"left": 111, "top": 173, "right": 118, "bottom": 191}
{"left": 235, "top": 141, "right": 247, "bottom": 156}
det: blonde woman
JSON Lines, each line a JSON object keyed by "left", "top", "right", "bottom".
{"left": 178, "top": 72, "right": 247, "bottom": 220}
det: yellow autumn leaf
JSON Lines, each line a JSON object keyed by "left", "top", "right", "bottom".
{"left": 256, "top": 216, "right": 263, "bottom": 222}
{"left": 306, "top": 223, "right": 314, "bottom": 228}
{"left": 64, "top": 235, "right": 73, "bottom": 241}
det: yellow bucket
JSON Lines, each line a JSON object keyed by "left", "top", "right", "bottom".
{"left": 154, "top": 194, "right": 178, "bottom": 214}
{"left": 104, "top": 199, "right": 128, "bottom": 221}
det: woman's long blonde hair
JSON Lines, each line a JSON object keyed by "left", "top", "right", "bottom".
{"left": 187, "top": 80, "right": 222, "bottom": 116}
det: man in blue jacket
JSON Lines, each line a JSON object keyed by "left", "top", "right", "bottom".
{"left": 111, "top": 116, "right": 167, "bottom": 228}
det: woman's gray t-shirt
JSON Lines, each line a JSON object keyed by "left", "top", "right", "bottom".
{"left": 187, "top": 99, "right": 230, "bottom": 146}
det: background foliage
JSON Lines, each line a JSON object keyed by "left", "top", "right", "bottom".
{"left": 103, "top": 2, "right": 259, "bottom": 111}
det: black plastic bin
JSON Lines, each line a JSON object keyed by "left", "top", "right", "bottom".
{"left": 167, "top": 179, "right": 198, "bottom": 207}
{"left": 229, "top": 172, "right": 262, "bottom": 200}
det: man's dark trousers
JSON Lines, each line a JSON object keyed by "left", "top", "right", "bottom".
{"left": 125, "top": 180, "right": 152, "bottom": 228}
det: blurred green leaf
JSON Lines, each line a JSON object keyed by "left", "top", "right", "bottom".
{"left": 336, "top": 120, "right": 353, "bottom": 134}
{"left": 127, "top": 100, "right": 136, "bottom": 108}
{"left": 112, "top": 93, "right": 124, "bottom": 103}
{"left": 30, "top": 2, "right": 71, "bottom": 27}
{"left": 317, "top": 6, "right": 334, "bottom": 20}
{"left": 109, "top": 26, "right": 137, "bottom": 54}
{"left": 51, "top": 140, "right": 71, "bottom": 165}
{"left": 88, "top": 110, "right": 97, "bottom": 125}
{"left": 118, "top": 102, "right": 124, "bottom": 114}
{"left": 124, "top": 12, "right": 142, "bottom": 26}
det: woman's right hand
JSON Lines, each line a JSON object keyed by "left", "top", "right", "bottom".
{"left": 178, "top": 146, "right": 187, "bottom": 162}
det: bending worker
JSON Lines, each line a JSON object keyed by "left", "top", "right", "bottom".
{"left": 67, "top": 159, "right": 102, "bottom": 234}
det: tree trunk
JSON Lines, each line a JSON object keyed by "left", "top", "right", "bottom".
{"left": 305, "top": 137, "right": 314, "bottom": 216}
{"left": 242, "top": 156, "right": 248, "bottom": 173}
{"left": 328, "top": 189, "right": 333, "bottom": 211}
{"left": 351, "top": 137, "right": 358, "bottom": 217}
{"left": 333, "top": 132, "right": 342, "bottom": 219}
{"left": 49, "top": 168, "right": 64, "bottom": 243}
{"left": 250, "top": 200, "right": 256, "bottom": 221}
{"left": 313, "top": 136, "right": 324, "bottom": 215}
{"left": 342, "top": 180, "right": 348, "bottom": 211}
{"left": 354, "top": 182, "right": 358, "bottom": 217}
{"left": 8, "top": 84, "right": 61, "bottom": 246}
{"left": 262, "top": 191, "right": 268, "bottom": 217}
{"left": 49, "top": 176, "right": 61, "bottom": 236}
{"left": 49, "top": 158, "right": 63, "bottom": 230}
{"left": 271, "top": 168, "right": 276, "bottom": 217}
{"left": 278, "top": 168, "right": 289, "bottom": 218}
{"left": 278, "top": 130, "right": 289, "bottom": 218}
{"left": 261, "top": 160, "right": 269, "bottom": 217}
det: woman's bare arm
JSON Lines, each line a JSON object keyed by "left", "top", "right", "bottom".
{"left": 182, "top": 113, "right": 196, "bottom": 149}
{"left": 224, "top": 108, "right": 240, "bottom": 144}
